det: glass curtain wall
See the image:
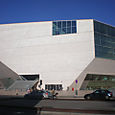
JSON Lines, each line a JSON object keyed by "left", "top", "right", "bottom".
{"left": 80, "top": 74, "right": 115, "bottom": 90}
{"left": 94, "top": 21, "right": 115, "bottom": 60}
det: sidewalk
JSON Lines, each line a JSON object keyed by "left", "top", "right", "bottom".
{"left": 57, "top": 96, "right": 84, "bottom": 100}
{"left": 56, "top": 95, "right": 115, "bottom": 101}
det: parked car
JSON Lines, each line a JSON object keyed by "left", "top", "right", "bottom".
{"left": 24, "top": 90, "right": 58, "bottom": 99}
{"left": 84, "top": 89, "right": 113, "bottom": 100}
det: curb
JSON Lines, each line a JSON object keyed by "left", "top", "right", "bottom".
{"left": 37, "top": 107, "right": 115, "bottom": 114}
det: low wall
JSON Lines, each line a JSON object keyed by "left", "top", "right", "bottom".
{"left": 57, "top": 90, "right": 93, "bottom": 97}
{"left": 0, "top": 89, "right": 26, "bottom": 96}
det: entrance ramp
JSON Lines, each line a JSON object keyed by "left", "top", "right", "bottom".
{"left": 7, "top": 80, "right": 38, "bottom": 91}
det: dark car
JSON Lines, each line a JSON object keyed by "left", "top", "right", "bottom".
{"left": 84, "top": 89, "right": 113, "bottom": 100}
{"left": 24, "top": 90, "right": 57, "bottom": 99}
{"left": 24, "top": 90, "right": 44, "bottom": 99}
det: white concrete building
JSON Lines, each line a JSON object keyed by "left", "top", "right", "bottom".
{"left": 0, "top": 19, "right": 115, "bottom": 91}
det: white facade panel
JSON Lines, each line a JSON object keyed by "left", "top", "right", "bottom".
{"left": 0, "top": 19, "right": 95, "bottom": 90}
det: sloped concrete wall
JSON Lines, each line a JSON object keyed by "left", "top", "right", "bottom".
{"left": 0, "top": 61, "right": 21, "bottom": 88}
{"left": 70, "top": 58, "right": 115, "bottom": 91}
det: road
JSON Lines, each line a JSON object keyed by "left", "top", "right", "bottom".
{"left": 36, "top": 99, "right": 115, "bottom": 110}
{"left": 0, "top": 96, "right": 115, "bottom": 115}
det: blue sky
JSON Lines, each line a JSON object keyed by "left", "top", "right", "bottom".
{"left": 0, "top": 0, "right": 115, "bottom": 26}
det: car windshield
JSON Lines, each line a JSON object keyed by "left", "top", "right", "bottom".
{"left": 94, "top": 90, "right": 100, "bottom": 93}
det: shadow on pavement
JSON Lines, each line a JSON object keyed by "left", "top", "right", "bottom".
{"left": 0, "top": 95, "right": 41, "bottom": 115}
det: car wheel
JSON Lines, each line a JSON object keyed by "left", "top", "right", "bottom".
{"left": 42, "top": 96, "right": 45, "bottom": 100}
{"left": 105, "top": 96, "right": 110, "bottom": 100}
{"left": 86, "top": 95, "right": 91, "bottom": 100}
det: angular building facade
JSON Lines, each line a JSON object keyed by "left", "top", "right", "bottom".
{"left": 0, "top": 19, "right": 115, "bottom": 91}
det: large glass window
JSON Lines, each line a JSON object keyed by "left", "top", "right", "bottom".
{"left": 94, "top": 21, "right": 115, "bottom": 60}
{"left": 20, "top": 74, "right": 39, "bottom": 80}
{"left": 80, "top": 74, "right": 115, "bottom": 90}
{"left": 0, "top": 77, "right": 14, "bottom": 89}
{"left": 52, "top": 20, "right": 77, "bottom": 35}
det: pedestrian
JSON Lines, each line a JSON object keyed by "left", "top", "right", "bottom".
{"left": 51, "top": 89, "right": 55, "bottom": 95}
{"left": 16, "top": 89, "right": 18, "bottom": 95}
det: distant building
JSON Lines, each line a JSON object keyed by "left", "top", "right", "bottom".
{"left": 0, "top": 19, "right": 115, "bottom": 91}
